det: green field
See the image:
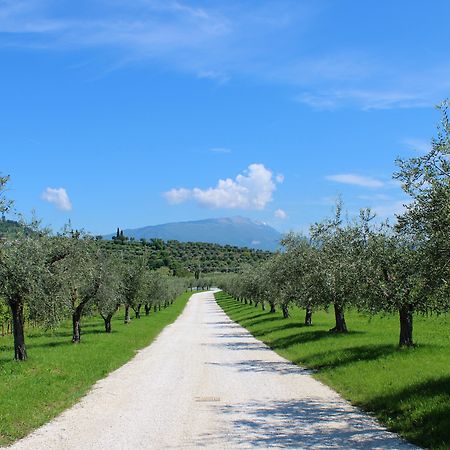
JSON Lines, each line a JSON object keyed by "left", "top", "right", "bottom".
{"left": 215, "top": 292, "right": 450, "bottom": 450}
{"left": 0, "top": 291, "right": 191, "bottom": 446}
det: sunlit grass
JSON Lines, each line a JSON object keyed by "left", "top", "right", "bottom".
{"left": 216, "top": 292, "right": 450, "bottom": 449}
{"left": 0, "top": 291, "right": 191, "bottom": 445}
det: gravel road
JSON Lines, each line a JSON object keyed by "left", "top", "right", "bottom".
{"left": 9, "top": 291, "right": 416, "bottom": 449}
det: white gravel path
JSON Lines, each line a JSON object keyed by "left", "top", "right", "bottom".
{"left": 9, "top": 291, "right": 417, "bottom": 449}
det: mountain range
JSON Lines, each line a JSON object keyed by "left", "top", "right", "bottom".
{"left": 104, "top": 216, "right": 282, "bottom": 251}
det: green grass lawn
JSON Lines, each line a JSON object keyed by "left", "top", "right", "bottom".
{"left": 0, "top": 291, "right": 192, "bottom": 446}
{"left": 215, "top": 292, "right": 450, "bottom": 450}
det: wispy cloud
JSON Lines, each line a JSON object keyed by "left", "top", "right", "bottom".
{"left": 210, "top": 147, "right": 231, "bottom": 154}
{"left": 0, "top": 1, "right": 448, "bottom": 110}
{"left": 163, "top": 163, "right": 282, "bottom": 210}
{"left": 296, "top": 89, "right": 431, "bottom": 111}
{"left": 401, "top": 138, "right": 431, "bottom": 153}
{"left": 326, "top": 173, "right": 384, "bottom": 188}
{"left": 41, "top": 187, "right": 72, "bottom": 211}
{"left": 372, "top": 200, "right": 408, "bottom": 219}
{"left": 274, "top": 208, "right": 287, "bottom": 219}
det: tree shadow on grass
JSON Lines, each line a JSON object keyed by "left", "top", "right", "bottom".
{"left": 240, "top": 313, "right": 278, "bottom": 323}
{"left": 43, "top": 328, "right": 114, "bottom": 339}
{"left": 26, "top": 340, "right": 72, "bottom": 350}
{"left": 229, "top": 308, "right": 266, "bottom": 320}
{"left": 296, "top": 344, "right": 400, "bottom": 371}
{"left": 268, "top": 330, "right": 355, "bottom": 350}
{"left": 364, "top": 376, "right": 450, "bottom": 449}
{"left": 251, "top": 321, "right": 316, "bottom": 337}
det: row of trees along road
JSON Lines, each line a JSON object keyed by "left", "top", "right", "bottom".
{"left": 217, "top": 101, "right": 449, "bottom": 347}
{"left": 0, "top": 181, "right": 187, "bottom": 360}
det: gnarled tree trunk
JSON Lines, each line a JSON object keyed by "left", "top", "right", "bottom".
{"left": 10, "top": 299, "right": 27, "bottom": 361}
{"left": 269, "top": 301, "right": 276, "bottom": 313}
{"left": 304, "top": 304, "right": 313, "bottom": 326}
{"left": 399, "top": 303, "right": 414, "bottom": 347}
{"left": 72, "top": 302, "right": 86, "bottom": 343}
{"left": 124, "top": 304, "right": 131, "bottom": 324}
{"left": 103, "top": 315, "right": 112, "bottom": 333}
{"left": 281, "top": 303, "right": 289, "bottom": 319}
{"left": 134, "top": 304, "right": 142, "bottom": 319}
{"left": 144, "top": 305, "right": 151, "bottom": 316}
{"left": 329, "top": 303, "right": 347, "bottom": 333}
{"left": 261, "top": 301, "right": 265, "bottom": 311}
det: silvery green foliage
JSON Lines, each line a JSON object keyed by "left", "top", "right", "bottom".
{"left": 279, "top": 233, "right": 320, "bottom": 310}
{"left": 48, "top": 228, "right": 97, "bottom": 317}
{"left": 0, "top": 300, "right": 10, "bottom": 331}
{"left": 395, "top": 100, "right": 449, "bottom": 303}
{"left": 308, "top": 202, "right": 369, "bottom": 311}
{"left": 142, "top": 268, "right": 186, "bottom": 309}
{"left": 0, "top": 224, "right": 66, "bottom": 329}
{"left": 122, "top": 255, "right": 147, "bottom": 310}
{"left": 0, "top": 235, "right": 45, "bottom": 310}
{"left": 361, "top": 223, "right": 448, "bottom": 315}
{"left": 0, "top": 174, "right": 13, "bottom": 214}
{"left": 95, "top": 253, "right": 125, "bottom": 321}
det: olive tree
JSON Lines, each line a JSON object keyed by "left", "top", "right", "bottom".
{"left": 0, "top": 234, "right": 47, "bottom": 359}
{"left": 309, "top": 203, "right": 370, "bottom": 333}
{"left": 95, "top": 254, "right": 124, "bottom": 332}
{"left": 361, "top": 225, "right": 427, "bottom": 347}
{"left": 265, "top": 253, "right": 294, "bottom": 318}
{"left": 142, "top": 269, "right": 165, "bottom": 314}
{"left": 48, "top": 228, "right": 100, "bottom": 343}
{"left": 122, "top": 256, "right": 147, "bottom": 322}
{"left": 280, "top": 233, "right": 320, "bottom": 325}
{"left": 394, "top": 100, "right": 449, "bottom": 306}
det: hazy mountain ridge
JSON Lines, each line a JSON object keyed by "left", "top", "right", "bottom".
{"left": 104, "top": 216, "right": 282, "bottom": 251}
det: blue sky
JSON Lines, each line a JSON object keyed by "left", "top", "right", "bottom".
{"left": 1, "top": 0, "right": 449, "bottom": 235}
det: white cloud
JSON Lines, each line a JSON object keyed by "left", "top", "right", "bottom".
{"left": 41, "top": 187, "right": 72, "bottom": 211}
{"left": 326, "top": 173, "right": 384, "bottom": 188}
{"left": 274, "top": 208, "right": 287, "bottom": 219}
{"left": 373, "top": 200, "right": 408, "bottom": 218}
{"left": 163, "top": 187, "right": 191, "bottom": 204}
{"left": 402, "top": 138, "right": 431, "bottom": 153}
{"left": 276, "top": 173, "right": 285, "bottom": 183}
{"left": 163, "top": 163, "right": 278, "bottom": 210}
{"left": 296, "top": 89, "right": 431, "bottom": 111}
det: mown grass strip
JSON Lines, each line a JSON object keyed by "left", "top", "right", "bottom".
{"left": 0, "top": 291, "right": 192, "bottom": 446}
{"left": 215, "top": 292, "right": 450, "bottom": 450}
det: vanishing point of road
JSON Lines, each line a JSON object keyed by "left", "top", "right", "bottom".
{"left": 10, "top": 291, "right": 416, "bottom": 449}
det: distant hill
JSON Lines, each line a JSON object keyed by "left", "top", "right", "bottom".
{"left": 104, "top": 216, "right": 282, "bottom": 251}
{"left": 0, "top": 218, "right": 273, "bottom": 274}
{"left": 99, "top": 239, "right": 272, "bottom": 275}
{"left": 0, "top": 218, "right": 30, "bottom": 239}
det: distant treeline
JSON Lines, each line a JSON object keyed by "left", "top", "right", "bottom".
{"left": 1, "top": 220, "right": 273, "bottom": 276}
{"left": 88, "top": 234, "right": 272, "bottom": 275}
